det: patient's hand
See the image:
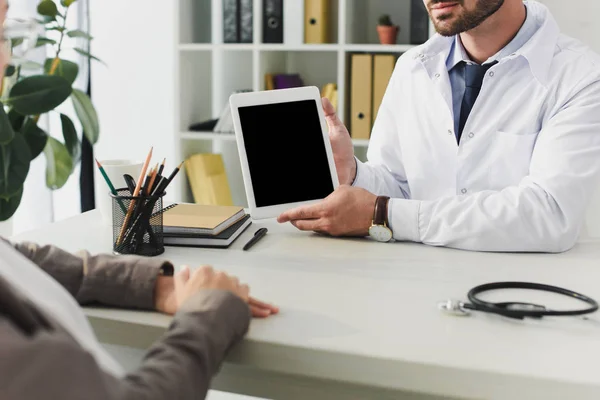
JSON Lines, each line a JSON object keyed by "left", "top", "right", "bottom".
{"left": 155, "top": 266, "right": 279, "bottom": 318}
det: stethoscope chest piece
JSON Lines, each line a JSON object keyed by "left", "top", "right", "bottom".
{"left": 438, "top": 299, "right": 471, "bottom": 316}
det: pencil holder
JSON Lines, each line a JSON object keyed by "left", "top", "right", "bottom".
{"left": 111, "top": 188, "right": 165, "bottom": 257}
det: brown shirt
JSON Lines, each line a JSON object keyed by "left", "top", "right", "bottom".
{"left": 0, "top": 239, "right": 251, "bottom": 400}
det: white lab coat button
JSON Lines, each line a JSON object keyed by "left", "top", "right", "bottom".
{"left": 489, "top": 71, "right": 495, "bottom": 77}
{"left": 468, "top": 132, "right": 475, "bottom": 138}
{"left": 461, "top": 188, "right": 467, "bottom": 194}
{"left": 448, "top": 129, "right": 453, "bottom": 135}
{"left": 434, "top": 73, "right": 440, "bottom": 78}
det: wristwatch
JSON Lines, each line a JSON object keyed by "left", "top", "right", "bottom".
{"left": 368, "top": 196, "right": 393, "bottom": 242}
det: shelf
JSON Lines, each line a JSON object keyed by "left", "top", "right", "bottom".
{"left": 179, "top": 43, "right": 213, "bottom": 51}
{"left": 258, "top": 44, "right": 340, "bottom": 52}
{"left": 343, "top": 44, "right": 416, "bottom": 53}
{"left": 180, "top": 131, "right": 237, "bottom": 141}
{"left": 181, "top": 131, "right": 369, "bottom": 148}
{"left": 352, "top": 139, "right": 369, "bottom": 147}
{"left": 179, "top": 43, "right": 416, "bottom": 53}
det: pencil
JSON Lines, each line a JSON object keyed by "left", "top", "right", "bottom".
{"left": 117, "top": 146, "right": 154, "bottom": 245}
{"left": 146, "top": 164, "right": 158, "bottom": 195}
{"left": 161, "top": 161, "right": 184, "bottom": 195}
{"left": 95, "top": 159, "right": 126, "bottom": 214}
{"left": 157, "top": 158, "right": 166, "bottom": 178}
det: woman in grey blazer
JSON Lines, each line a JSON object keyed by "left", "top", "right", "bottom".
{"left": 0, "top": 2, "right": 277, "bottom": 398}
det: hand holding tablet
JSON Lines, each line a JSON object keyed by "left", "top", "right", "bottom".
{"left": 230, "top": 86, "right": 340, "bottom": 220}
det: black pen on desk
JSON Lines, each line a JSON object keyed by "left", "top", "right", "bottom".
{"left": 243, "top": 228, "right": 268, "bottom": 251}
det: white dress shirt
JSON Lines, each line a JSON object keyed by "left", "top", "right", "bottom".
{"left": 353, "top": 0, "right": 600, "bottom": 252}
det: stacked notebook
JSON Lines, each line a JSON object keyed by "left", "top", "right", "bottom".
{"left": 160, "top": 203, "right": 251, "bottom": 248}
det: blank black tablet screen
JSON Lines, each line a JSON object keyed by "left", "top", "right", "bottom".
{"left": 238, "top": 100, "right": 335, "bottom": 207}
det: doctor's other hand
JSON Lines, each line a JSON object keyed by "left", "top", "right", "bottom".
{"left": 322, "top": 97, "right": 356, "bottom": 185}
{"left": 277, "top": 184, "right": 377, "bottom": 236}
{"left": 156, "top": 265, "right": 279, "bottom": 318}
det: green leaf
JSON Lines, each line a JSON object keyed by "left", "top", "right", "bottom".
{"left": 45, "top": 26, "right": 65, "bottom": 33}
{"left": 37, "top": 1, "right": 59, "bottom": 18}
{"left": 60, "top": 114, "right": 80, "bottom": 162}
{"left": 44, "top": 58, "right": 79, "bottom": 84}
{"left": 0, "top": 104, "right": 15, "bottom": 145}
{"left": 7, "top": 109, "right": 26, "bottom": 132}
{"left": 9, "top": 37, "right": 24, "bottom": 48}
{"left": 71, "top": 89, "right": 99, "bottom": 144}
{"left": 73, "top": 48, "right": 105, "bottom": 65}
{"left": 0, "top": 133, "right": 31, "bottom": 197}
{"left": 61, "top": 0, "right": 77, "bottom": 6}
{"left": 44, "top": 136, "right": 73, "bottom": 189}
{"left": 67, "top": 30, "right": 93, "bottom": 40}
{"left": 0, "top": 187, "right": 24, "bottom": 221}
{"left": 36, "top": 37, "right": 57, "bottom": 47}
{"left": 37, "top": 16, "right": 56, "bottom": 24}
{"left": 8, "top": 75, "right": 72, "bottom": 115}
{"left": 20, "top": 118, "right": 48, "bottom": 160}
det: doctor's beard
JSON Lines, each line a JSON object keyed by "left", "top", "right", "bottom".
{"left": 427, "top": 0, "right": 505, "bottom": 37}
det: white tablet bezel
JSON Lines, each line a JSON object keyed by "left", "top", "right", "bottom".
{"left": 230, "top": 86, "right": 339, "bottom": 220}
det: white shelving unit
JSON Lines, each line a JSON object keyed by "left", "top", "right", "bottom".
{"left": 174, "top": 0, "right": 434, "bottom": 206}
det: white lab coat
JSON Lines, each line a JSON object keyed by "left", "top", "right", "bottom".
{"left": 353, "top": 1, "right": 600, "bottom": 252}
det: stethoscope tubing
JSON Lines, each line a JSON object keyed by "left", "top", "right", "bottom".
{"left": 464, "top": 281, "right": 599, "bottom": 319}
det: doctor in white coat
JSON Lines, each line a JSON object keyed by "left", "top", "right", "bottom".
{"left": 278, "top": 0, "right": 600, "bottom": 253}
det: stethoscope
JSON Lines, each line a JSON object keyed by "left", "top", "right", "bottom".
{"left": 438, "top": 281, "right": 599, "bottom": 320}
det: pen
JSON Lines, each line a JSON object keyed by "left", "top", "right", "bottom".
{"left": 95, "top": 159, "right": 127, "bottom": 214}
{"left": 243, "top": 228, "right": 268, "bottom": 251}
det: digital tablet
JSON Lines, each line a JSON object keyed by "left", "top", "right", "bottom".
{"left": 230, "top": 86, "right": 339, "bottom": 219}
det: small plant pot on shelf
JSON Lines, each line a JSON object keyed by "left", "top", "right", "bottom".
{"left": 377, "top": 25, "right": 399, "bottom": 45}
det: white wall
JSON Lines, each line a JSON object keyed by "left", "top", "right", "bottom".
{"left": 89, "top": 0, "right": 176, "bottom": 203}
{"left": 539, "top": 0, "right": 600, "bottom": 52}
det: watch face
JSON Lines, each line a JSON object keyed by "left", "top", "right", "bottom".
{"left": 369, "top": 225, "right": 393, "bottom": 242}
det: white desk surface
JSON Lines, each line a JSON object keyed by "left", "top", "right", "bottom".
{"left": 11, "top": 210, "right": 600, "bottom": 399}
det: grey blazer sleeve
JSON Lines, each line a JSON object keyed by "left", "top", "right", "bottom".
{"left": 0, "top": 289, "right": 251, "bottom": 400}
{"left": 3, "top": 237, "right": 173, "bottom": 310}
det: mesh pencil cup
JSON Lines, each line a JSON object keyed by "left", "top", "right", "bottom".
{"left": 110, "top": 188, "right": 165, "bottom": 257}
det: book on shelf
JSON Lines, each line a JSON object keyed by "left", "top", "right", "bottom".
{"left": 213, "top": 89, "right": 252, "bottom": 133}
{"left": 274, "top": 74, "right": 304, "bottom": 89}
{"left": 184, "top": 153, "right": 234, "bottom": 206}
{"left": 161, "top": 202, "right": 246, "bottom": 235}
{"left": 164, "top": 213, "right": 252, "bottom": 248}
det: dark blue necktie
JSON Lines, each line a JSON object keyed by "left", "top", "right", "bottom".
{"left": 457, "top": 61, "right": 497, "bottom": 142}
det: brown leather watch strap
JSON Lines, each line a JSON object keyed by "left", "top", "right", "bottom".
{"left": 373, "top": 196, "right": 390, "bottom": 226}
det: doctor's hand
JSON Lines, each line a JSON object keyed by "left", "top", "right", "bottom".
{"left": 277, "top": 184, "right": 377, "bottom": 236}
{"left": 322, "top": 98, "right": 357, "bottom": 185}
{"left": 155, "top": 266, "right": 279, "bottom": 318}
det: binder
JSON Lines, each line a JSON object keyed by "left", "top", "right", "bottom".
{"left": 263, "top": 0, "right": 283, "bottom": 43}
{"left": 410, "top": 0, "right": 430, "bottom": 45}
{"left": 184, "top": 153, "right": 234, "bottom": 206}
{"left": 350, "top": 53, "right": 373, "bottom": 140}
{"left": 321, "top": 83, "right": 338, "bottom": 111}
{"left": 223, "top": 0, "right": 239, "bottom": 43}
{"left": 240, "top": 0, "right": 253, "bottom": 43}
{"left": 304, "top": 0, "right": 329, "bottom": 44}
{"left": 372, "top": 55, "right": 396, "bottom": 124}
{"left": 284, "top": 0, "right": 304, "bottom": 45}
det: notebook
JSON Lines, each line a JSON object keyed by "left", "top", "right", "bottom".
{"left": 160, "top": 203, "right": 246, "bottom": 235}
{"left": 163, "top": 214, "right": 252, "bottom": 248}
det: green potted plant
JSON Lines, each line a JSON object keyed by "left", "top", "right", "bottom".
{"left": 377, "top": 14, "right": 400, "bottom": 45}
{"left": 0, "top": 0, "right": 100, "bottom": 222}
